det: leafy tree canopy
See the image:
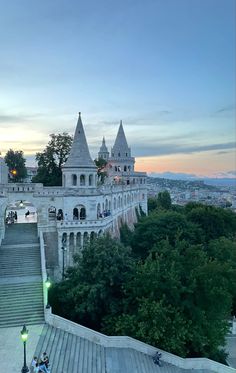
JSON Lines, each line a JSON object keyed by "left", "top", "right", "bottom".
{"left": 187, "top": 205, "right": 236, "bottom": 241}
{"left": 105, "top": 239, "right": 234, "bottom": 360}
{"left": 49, "top": 235, "right": 134, "bottom": 330}
{"left": 131, "top": 211, "right": 203, "bottom": 259}
{"left": 32, "top": 133, "right": 73, "bottom": 186}
{"left": 4, "top": 149, "right": 27, "bottom": 182}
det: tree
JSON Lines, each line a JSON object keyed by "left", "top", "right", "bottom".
{"left": 148, "top": 197, "right": 158, "bottom": 213}
{"left": 49, "top": 235, "right": 134, "bottom": 330}
{"left": 4, "top": 149, "right": 27, "bottom": 182}
{"left": 187, "top": 205, "right": 236, "bottom": 241}
{"left": 32, "top": 133, "right": 73, "bottom": 186}
{"left": 105, "top": 239, "right": 233, "bottom": 362}
{"left": 131, "top": 211, "right": 203, "bottom": 259}
{"left": 94, "top": 158, "right": 108, "bottom": 184}
{"left": 156, "top": 190, "right": 172, "bottom": 210}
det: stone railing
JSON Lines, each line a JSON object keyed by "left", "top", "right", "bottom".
{"left": 39, "top": 232, "right": 48, "bottom": 312}
{"left": 45, "top": 311, "right": 236, "bottom": 372}
{"left": 56, "top": 217, "right": 113, "bottom": 229}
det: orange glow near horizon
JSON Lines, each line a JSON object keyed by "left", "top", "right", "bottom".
{"left": 135, "top": 150, "right": 236, "bottom": 177}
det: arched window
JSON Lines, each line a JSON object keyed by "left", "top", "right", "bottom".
{"left": 80, "top": 174, "right": 85, "bottom": 186}
{"left": 89, "top": 174, "right": 93, "bottom": 186}
{"left": 72, "top": 174, "right": 77, "bottom": 186}
{"left": 97, "top": 203, "right": 101, "bottom": 218}
{"left": 57, "top": 209, "right": 63, "bottom": 220}
{"left": 80, "top": 207, "right": 86, "bottom": 220}
{"left": 73, "top": 208, "right": 79, "bottom": 220}
{"left": 114, "top": 198, "right": 116, "bottom": 210}
{"left": 118, "top": 152, "right": 120, "bottom": 157}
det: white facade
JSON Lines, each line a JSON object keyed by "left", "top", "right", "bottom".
{"left": 0, "top": 114, "right": 147, "bottom": 279}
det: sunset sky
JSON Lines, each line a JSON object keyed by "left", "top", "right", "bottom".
{"left": 0, "top": 0, "right": 235, "bottom": 178}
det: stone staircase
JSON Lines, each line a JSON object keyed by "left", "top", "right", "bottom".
{"left": 0, "top": 223, "right": 44, "bottom": 327}
{"left": 35, "top": 324, "right": 204, "bottom": 373}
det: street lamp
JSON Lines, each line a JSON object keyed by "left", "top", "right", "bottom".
{"left": 45, "top": 277, "right": 51, "bottom": 309}
{"left": 20, "top": 324, "right": 29, "bottom": 373}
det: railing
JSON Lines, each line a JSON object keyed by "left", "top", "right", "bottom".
{"left": 39, "top": 231, "right": 48, "bottom": 312}
{"left": 45, "top": 311, "right": 236, "bottom": 372}
{"left": 56, "top": 216, "right": 113, "bottom": 228}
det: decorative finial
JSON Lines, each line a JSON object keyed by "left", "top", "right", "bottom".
{"left": 79, "top": 112, "right": 81, "bottom": 117}
{"left": 120, "top": 119, "right": 122, "bottom": 125}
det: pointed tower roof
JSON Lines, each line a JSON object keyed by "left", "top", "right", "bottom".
{"left": 64, "top": 113, "right": 95, "bottom": 169}
{"left": 112, "top": 120, "right": 129, "bottom": 154}
{"left": 99, "top": 137, "right": 109, "bottom": 153}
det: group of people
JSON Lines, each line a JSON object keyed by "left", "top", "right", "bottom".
{"left": 98, "top": 209, "right": 111, "bottom": 219}
{"left": 5, "top": 210, "right": 17, "bottom": 225}
{"left": 31, "top": 352, "right": 50, "bottom": 373}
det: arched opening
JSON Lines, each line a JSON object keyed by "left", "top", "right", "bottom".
{"left": 80, "top": 174, "right": 85, "bottom": 186}
{"left": 73, "top": 208, "right": 79, "bottom": 220}
{"left": 76, "top": 232, "right": 82, "bottom": 249}
{"left": 5, "top": 200, "right": 37, "bottom": 225}
{"left": 80, "top": 207, "right": 86, "bottom": 220}
{"left": 89, "top": 174, "right": 93, "bottom": 186}
{"left": 84, "top": 232, "right": 89, "bottom": 245}
{"left": 124, "top": 165, "right": 127, "bottom": 172}
{"left": 48, "top": 206, "right": 56, "bottom": 221}
{"left": 97, "top": 203, "right": 101, "bottom": 218}
{"left": 72, "top": 174, "right": 77, "bottom": 186}
{"left": 90, "top": 231, "right": 96, "bottom": 241}
{"left": 57, "top": 209, "right": 64, "bottom": 221}
{"left": 113, "top": 198, "right": 116, "bottom": 210}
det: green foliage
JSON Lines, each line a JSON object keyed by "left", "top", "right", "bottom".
{"left": 4, "top": 149, "right": 27, "bottom": 182}
{"left": 32, "top": 133, "right": 73, "bottom": 186}
{"left": 187, "top": 205, "right": 236, "bottom": 241}
{"left": 49, "top": 235, "right": 134, "bottom": 329}
{"left": 50, "top": 202, "right": 236, "bottom": 364}
{"left": 131, "top": 211, "right": 203, "bottom": 259}
{"left": 120, "top": 223, "right": 133, "bottom": 247}
{"left": 94, "top": 158, "right": 108, "bottom": 184}
{"left": 148, "top": 197, "right": 158, "bottom": 213}
{"left": 157, "top": 190, "right": 172, "bottom": 210}
{"left": 105, "top": 239, "right": 233, "bottom": 360}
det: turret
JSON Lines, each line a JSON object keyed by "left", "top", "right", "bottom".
{"left": 62, "top": 113, "right": 97, "bottom": 188}
{"left": 98, "top": 137, "right": 109, "bottom": 161}
{"left": 109, "top": 120, "right": 135, "bottom": 177}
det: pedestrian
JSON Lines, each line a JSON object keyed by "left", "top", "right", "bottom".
{"left": 14, "top": 211, "right": 17, "bottom": 220}
{"left": 40, "top": 352, "right": 49, "bottom": 369}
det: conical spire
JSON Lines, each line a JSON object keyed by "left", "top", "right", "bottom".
{"left": 99, "top": 137, "right": 108, "bottom": 153}
{"left": 111, "top": 120, "right": 131, "bottom": 158}
{"left": 64, "top": 113, "right": 95, "bottom": 168}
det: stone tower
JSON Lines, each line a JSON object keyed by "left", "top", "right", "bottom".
{"left": 109, "top": 120, "right": 135, "bottom": 178}
{"left": 98, "top": 137, "right": 109, "bottom": 161}
{"left": 62, "top": 113, "right": 97, "bottom": 188}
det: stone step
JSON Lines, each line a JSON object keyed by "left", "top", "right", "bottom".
{"left": 0, "top": 316, "right": 45, "bottom": 328}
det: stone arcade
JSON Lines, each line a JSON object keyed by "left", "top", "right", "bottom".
{"left": 0, "top": 113, "right": 147, "bottom": 279}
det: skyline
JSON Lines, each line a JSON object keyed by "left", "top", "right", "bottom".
{"left": 0, "top": 0, "right": 235, "bottom": 178}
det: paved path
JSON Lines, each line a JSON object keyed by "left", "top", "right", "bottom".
{"left": 0, "top": 324, "right": 44, "bottom": 373}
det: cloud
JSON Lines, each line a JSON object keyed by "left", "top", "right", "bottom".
{"left": 0, "top": 113, "right": 43, "bottom": 124}
{"left": 132, "top": 141, "right": 236, "bottom": 157}
{"left": 149, "top": 171, "right": 198, "bottom": 180}
{"left": 215, "top": 104, "right": 236, "bottom": 114}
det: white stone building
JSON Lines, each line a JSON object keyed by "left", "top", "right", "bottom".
{"left": 0, "top": 114, "right": 147, "bottom": 279}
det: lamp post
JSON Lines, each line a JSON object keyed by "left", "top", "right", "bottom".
{"left": 61, "top": 246, "right": 67, "bottom": 280}
{"left": 45, "top": 277, "right": 51, "bottom": 309}
{"left": 20, "top": 324, "right": 29, "bottom": 373}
